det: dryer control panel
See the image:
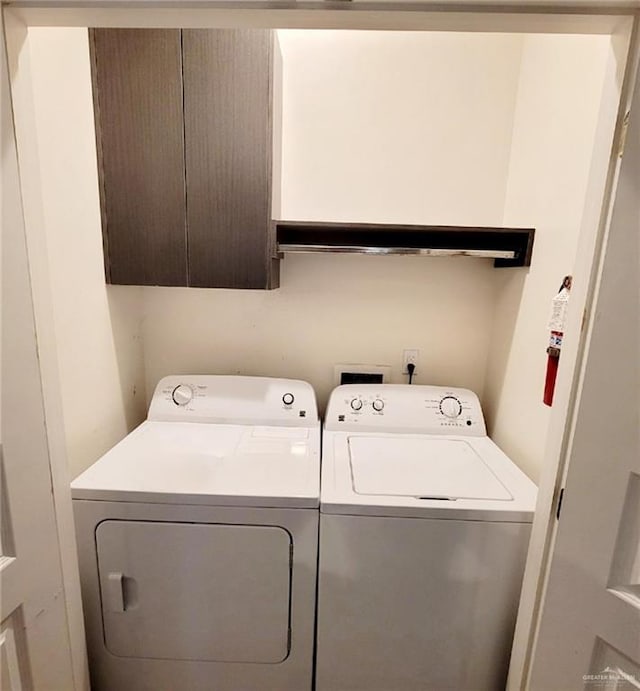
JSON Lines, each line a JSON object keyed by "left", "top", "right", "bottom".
{"left": 148, "top": 375, "right": 318, "bottom": 426}
{"left": 325, "top": 384, "right": 486, "bottom": 436}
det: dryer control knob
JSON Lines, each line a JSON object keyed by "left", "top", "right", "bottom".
{"left": 172, "top": 384, "right": 193, "bottom": 406}
{"left": 439, "top": 396, "right": 462, "bottom": 419}
{"left": 372, "top": 399, "right": 384, "bottom": 412}
{"left": 282, "top": 392, "right": 295, "bottom": 406}
{"left": 350, "top": 398, "right": 363, "bottom": 411}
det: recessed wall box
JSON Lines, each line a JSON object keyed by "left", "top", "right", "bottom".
{"left": 334, "top": 364, "right": 391, "bottom": 387}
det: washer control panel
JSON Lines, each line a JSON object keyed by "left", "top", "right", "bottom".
{"left": 148, "top": 375, "right": 318, "bottom": 426}
{"left": 325, "top": 384, "right": 486, "bottom": 435}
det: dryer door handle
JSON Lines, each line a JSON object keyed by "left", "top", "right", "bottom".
{"left": 106, "top": 571, "right": 125, "bottom": 612}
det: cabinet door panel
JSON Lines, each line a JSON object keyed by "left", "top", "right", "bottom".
{"left": 183, "top": 30, "right": 275, "bottom": 289}
{"left": 91, "top": 29, "right": 187, "bottom": 286}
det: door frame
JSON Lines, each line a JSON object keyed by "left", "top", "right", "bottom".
{"left": 511, "top": 22, "right": 640, "bottom": 688}
{"left": 3, "top": 3, "right": 638, "bottom": 689}
{"left": 2, "top": 9, "right": 86, "bottom": 690}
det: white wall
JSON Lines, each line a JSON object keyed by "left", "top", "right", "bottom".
{"left": 142, "top": 31, "right": 524, "bottom": 411}
{"left": 483, "top": 34, "right": 611, "bottom": 483}
{"left": 142, "top": 255, "right": 497, "bottom": 410}
{"left": 278, "top": 30, "right": 523, "bottom": 226}
{"left": 27, "top": 28, "right": 147, "bottom": 479}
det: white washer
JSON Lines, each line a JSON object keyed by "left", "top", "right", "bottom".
{"left": 72, "top": 375, "right": 320, "bottom": 691}
{"left": 316, "top": 384, "right": 537, "bottom": 691}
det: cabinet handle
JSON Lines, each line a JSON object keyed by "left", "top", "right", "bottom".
{"left": 106, "top": 572, "right": 125, "bottom": 612}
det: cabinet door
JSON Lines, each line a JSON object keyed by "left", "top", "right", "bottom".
{"left": 90, "top": 29, "right": 188, "bottom": 286}
{"left": 183, "top": 30, "right": 278, "bottom": 289}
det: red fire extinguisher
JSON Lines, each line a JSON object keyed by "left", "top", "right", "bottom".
{"left": 544, "top": 275, "right": 572, "bottom": 407}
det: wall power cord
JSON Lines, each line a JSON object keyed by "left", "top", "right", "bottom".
{"left": 407, "top": 362, "right": 416, "bottom": 385}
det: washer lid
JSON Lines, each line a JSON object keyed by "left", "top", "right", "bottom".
{"left": 349, "top": 436, "right": 512, "bottom": 501}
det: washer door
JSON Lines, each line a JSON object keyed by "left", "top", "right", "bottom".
{"left": 95, "top": 520, "right": 291, "bottom": 663}
{"left": 348, "top": 436, "right": 512, "bottom": 501}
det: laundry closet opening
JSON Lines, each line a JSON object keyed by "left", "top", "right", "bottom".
{"left": 10, "top": 23, "right": 623, "bottom": 492}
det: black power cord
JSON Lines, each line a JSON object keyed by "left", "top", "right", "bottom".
{"left": 407, "top": 362, "right": 416, "bottom": 385}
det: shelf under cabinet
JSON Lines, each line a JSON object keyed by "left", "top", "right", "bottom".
{"left": 275, "top": 221, "right": 535, "bottom": 268}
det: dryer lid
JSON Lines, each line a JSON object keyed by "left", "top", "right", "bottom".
{"left": 348, "top": 436, "right": 513, "bottom": 501}
{"left": 71, "top": 421, "right": 320, "bottom": 508}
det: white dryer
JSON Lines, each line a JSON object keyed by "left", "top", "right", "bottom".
{"left": 72, "top": 375, "right": 320, "bottom": 691}
{"left": 316, "top": 384, "right": 537, "bottom": 691}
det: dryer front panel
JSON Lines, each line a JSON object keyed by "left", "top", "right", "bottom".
{"left": 95, "top": 520, "right": 291, "bottom": 663}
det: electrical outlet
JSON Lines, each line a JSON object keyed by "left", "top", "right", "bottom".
{"left": 402, "top": 349, "right": 419, "bottom": 375}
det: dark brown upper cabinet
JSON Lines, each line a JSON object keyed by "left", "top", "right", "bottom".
{"left": 90, "top": 28, "right": 280, "bottom": 289}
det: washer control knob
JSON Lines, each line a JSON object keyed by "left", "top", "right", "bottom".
{"left": 172, "top": 384, "right": 193, "bottom": 407}
{"left": 350, "top": 398, "right": 363, "bottom": 411}
{"left": 372, "top": 399, "right": 384, "bottom": 412}
{"left": 439, "top": 396, "right": 462, "bottom": 419}
{"left": 282, "top": 392, "right": 295, "bottom": 406}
